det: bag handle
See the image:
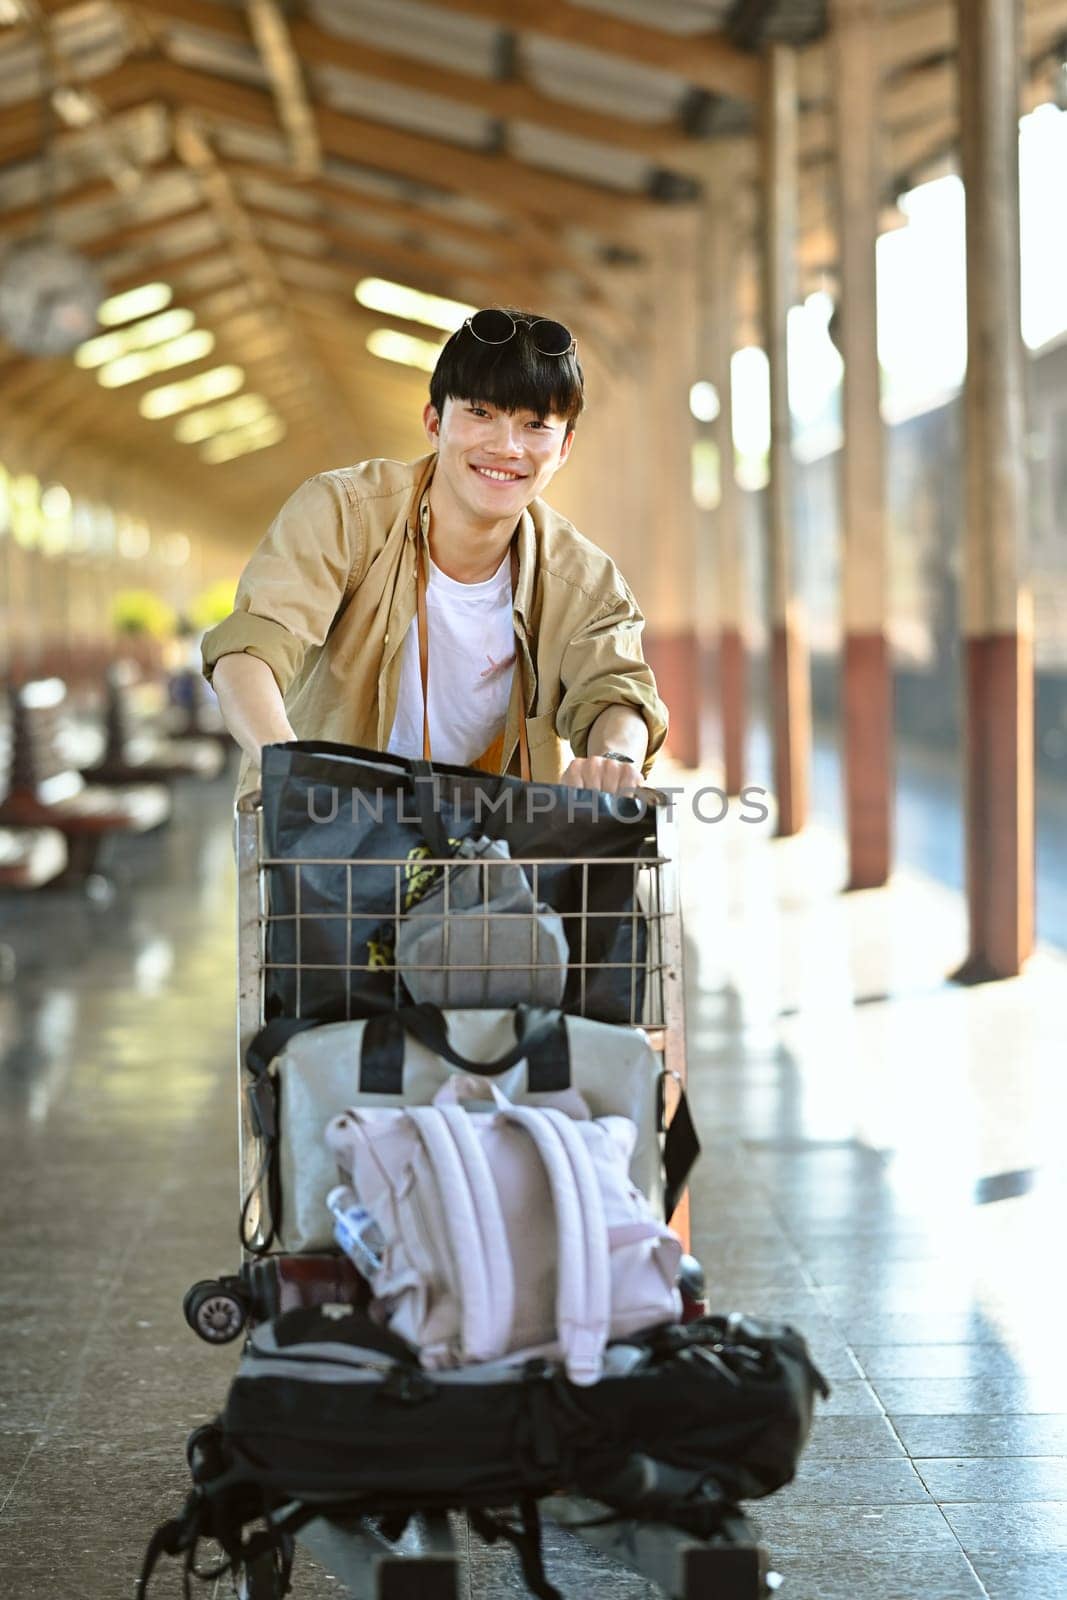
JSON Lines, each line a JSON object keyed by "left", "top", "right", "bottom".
{"left": 501, "top": 1106, "right": 610, "bottom": 1387}
{"left": 407, "top": 1106, "right": 515, "bottom": 1363}
{"left": 359, "top": 1005, "right": 570, "bottom": 1091}
{"left": 245, "top": 1017, "right": 320, "bottom": 1078}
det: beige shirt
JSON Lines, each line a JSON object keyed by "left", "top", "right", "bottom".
{"left": 201, "top": 452, "right": 668, "bottom": 798}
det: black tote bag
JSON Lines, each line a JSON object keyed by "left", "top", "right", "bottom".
{"left": 259, "top": 741, "right": 655, "bottom": 1025}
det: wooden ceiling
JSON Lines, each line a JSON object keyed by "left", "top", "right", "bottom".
{"left": 1, "top": 0, "right": 1065, "bottom": 545}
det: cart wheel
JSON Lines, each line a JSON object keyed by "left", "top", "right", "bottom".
{"left": 185, "top": 1422, "right": 226, "bottom": 1478}
{"left": 238, "top": 1552, "right": 284, "bottom": 1600}
{"left": 183, "top": 1278, "right": 247, "bottom": 1344}
{"left": 248, "top": 1551, "right": 284, "bottom": 1600}
{"left": 681, "top": 1542, "right": 768, "bottom": 1599}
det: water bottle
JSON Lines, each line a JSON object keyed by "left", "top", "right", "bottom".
{"left": 327, "top": 1185, "right": 385, "bottom": 1278}
{"left": 677, "top": 1252, "right": 708, "bottom": 1324}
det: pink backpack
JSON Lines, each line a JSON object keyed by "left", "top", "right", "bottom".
{"left": 324, "top": 1079, "right": 682, "bottom": 1386}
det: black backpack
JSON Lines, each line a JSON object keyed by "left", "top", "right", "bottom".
{"left": 138, "top": 1306, "right": 829, "bottom": 1599}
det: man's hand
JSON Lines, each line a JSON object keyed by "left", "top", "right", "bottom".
{"left": 561, "top": 704, "right": 648, "bottom": 792}
{"left": 560, "top": 754, "right": 642, "bottom": 795}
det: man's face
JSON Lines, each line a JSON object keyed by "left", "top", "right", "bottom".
{"left": 423, "top": 396, "right": 574, "bottom": 529}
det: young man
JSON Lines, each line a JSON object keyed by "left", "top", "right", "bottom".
{"left": 203, "top": 307, "right": 667, "bottom": 797}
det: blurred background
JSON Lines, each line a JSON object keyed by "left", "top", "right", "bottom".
{"left": 0, "top": 0, "right": 1064, "bottom": 956}
{"left": 4, "top": 12, "right": 1067, "bottom": 1597}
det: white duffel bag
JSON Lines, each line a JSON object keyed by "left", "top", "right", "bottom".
{"left": 244, "top": 1005, "right": 671, "bottom": 1253}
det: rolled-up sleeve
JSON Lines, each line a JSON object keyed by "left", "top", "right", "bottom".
{"left": 202, "top": 472, "right": 362, "bottom": 693}
{"left": 555, "top": 588, "right": 669, "bottom": 775}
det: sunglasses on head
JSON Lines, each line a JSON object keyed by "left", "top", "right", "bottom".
{"left": 462, "top": 308, "right": 577, "bottom": 358}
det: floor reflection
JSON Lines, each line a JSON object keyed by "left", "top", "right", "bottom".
{"left": 0, "top": 767, "right": 1065, "bottom": 1599}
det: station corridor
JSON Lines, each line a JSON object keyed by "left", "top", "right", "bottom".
{"left": 1, "top": 765, "right": 1064, "bottom": 1600}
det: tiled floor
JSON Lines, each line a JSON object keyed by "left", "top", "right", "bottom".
{"left": 679, "top": 787, "right": 1067, "bottom": 1600}
{"left": 1, "top": 768, "right": 1065, "bottom": 1598}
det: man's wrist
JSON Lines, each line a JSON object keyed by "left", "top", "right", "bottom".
{"left": 586, "top": 705, "right": 649, "bottom": 770}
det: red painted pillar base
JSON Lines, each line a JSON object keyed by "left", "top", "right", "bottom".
{"left": 698, "top": 638, "right": 718, "bottom": 771}
{"left": 645, "top": 630, "right": 701, "bottom": 769}
{"left": 770, "top": 618, "right": 810, "bottom": 837}
{"left": 719, "top": 625, "right": 747, "bottom": 796}
{"left": 952, "top": 630, "right": 1034, "bottom": 984}
{"left": 843, "top": 631, "right": 893, "bottom": 889}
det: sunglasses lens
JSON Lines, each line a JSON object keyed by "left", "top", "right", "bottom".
{"left": 530, "top": 319, "right": 574, "bottom": 356}
{"left": 468, "top": 308, "right": 515, "bottom": 344}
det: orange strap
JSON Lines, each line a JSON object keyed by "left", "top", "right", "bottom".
{"left": 416, "top": 540, "right": 532, "bottom": 782}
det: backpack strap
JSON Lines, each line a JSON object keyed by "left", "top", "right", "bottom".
{"left": 500, "top": 1106, "right": 610, "bottom": 1387}
{"left": 407, "top": 1106, "right": 515, "bottom": 1363}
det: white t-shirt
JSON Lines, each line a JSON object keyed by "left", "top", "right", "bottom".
{"left": 386, "top": 553, "right": 516, "bottom": 766}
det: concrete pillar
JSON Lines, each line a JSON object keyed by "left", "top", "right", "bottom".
{"left": 702, "top": 145, "right": 747, "bottom": 795}
{"left": 831, "top": 0, "right": 894, "bottom": 888}
{"left": 762, "top": 45, "right": 811, "bottom": 835}
{"left": 642, "top": 214, "right": 702, "bottom": 769}
{"left": 954, "top": 0, "right": 1034, "bottom": 981}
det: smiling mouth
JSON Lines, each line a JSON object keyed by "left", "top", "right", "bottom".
{"left": 471, "top": 465, "right": 526, "bottom": 483}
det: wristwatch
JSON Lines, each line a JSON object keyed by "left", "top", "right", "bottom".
{"left": 601, "top": 750, "right": 635, "bottom": 764}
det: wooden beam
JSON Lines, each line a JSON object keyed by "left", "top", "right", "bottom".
{"left": 800, "top": 0, "right": 1067, "bottom": 105}
{"left": 225, "top": 158, "right": 622, "bottom": 314}
{"left": 261, "top": 222, "right": 632, "bottom": 371}
{"left": 78, "top": 243, "right": 327, "bottom": 432}
{"left": 3, "top": 70, "right": 645, "bottom": 308}
{"left": 244, "top": 0, "right": 321, "bottom": 175}
{"left": 439, "top": 0, "right": 763, "bottom": 103}
{"left": 137, "top": 1, "right": 641, "bottom": 289}
{"left": 36, "top": 197, "right": 210, "bottom": 257}
{"left": 800, "top": 0, "right": 960, "bottom": 101}
{"left": 0, "top": 150, "right": 176, "bottom": 229}
{"left": 103, "top": 239, "right": 239, "bottom": 288}
{"left": 297, "top": 336, "right": 428, "bottom": 431}
{"left": 170, "top": 109, "right": 354, "bottom": 460}
{"left": 147, "top": 58, "right": 653, "bottom": 242}
{"left": 247, "top": 197, "right": 558, "bottom": 305}
{"left": 284, "top": 288, "right": 457, "bottom": 350}
{"left": 223, "top": 158, "right": 593, "bottom": 292}
{"left": 139, "top": 0, "right": 705, "bottom": 164}
{"left": 0, "top": 67, "right": 163, "bottom": 161}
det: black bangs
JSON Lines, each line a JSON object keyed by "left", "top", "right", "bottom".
{"left": 429, "top": 308, "right": 585, "bottom": 429}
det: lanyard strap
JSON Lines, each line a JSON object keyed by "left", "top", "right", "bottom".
{"left": 416, "top": 540, "right": 532, "bottom": 782}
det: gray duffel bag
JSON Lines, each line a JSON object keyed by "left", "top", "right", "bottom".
{"left": 396, "top": 835, "right": 569, "bottom": 1008}
{"left": 243, "top": 1006, "right": 694, "bottom": 1253}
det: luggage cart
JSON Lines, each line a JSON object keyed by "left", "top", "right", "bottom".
{"left": 187, "top": 792, "right": 776, "bottom": 1600}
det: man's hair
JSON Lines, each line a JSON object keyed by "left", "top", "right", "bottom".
{"left": 429, "top": 308, "right": 585, "bottom": 432}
